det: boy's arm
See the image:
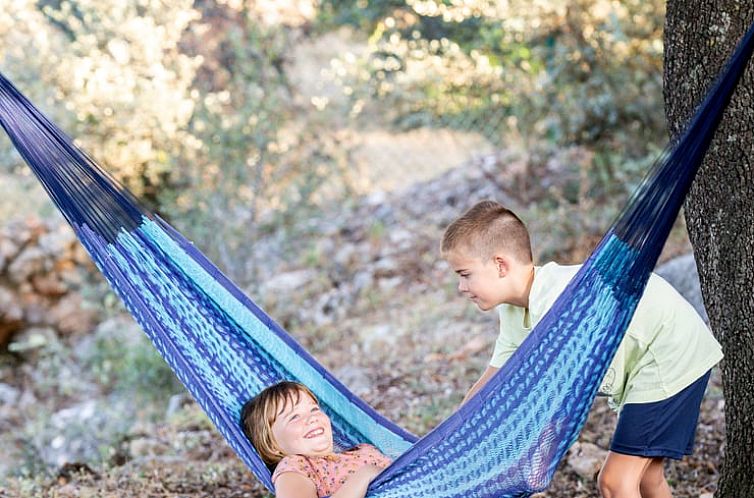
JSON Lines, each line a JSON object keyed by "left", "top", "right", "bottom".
{"left": 460, "top": 365, "right": 500, "bottom": 406}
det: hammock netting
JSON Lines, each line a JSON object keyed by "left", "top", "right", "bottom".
{"left": 1, "top": 24, "right": 752, "bottom": 497}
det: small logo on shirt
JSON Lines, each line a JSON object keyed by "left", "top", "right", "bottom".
{"left": 599, "top": 368, "right": 616, "bottom": 395}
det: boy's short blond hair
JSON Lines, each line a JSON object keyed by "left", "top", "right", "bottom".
{"left": 240, "top": 381, "right": 318, "bottom": 466}
{"left": 441, "top": 200, "right": 532, "bottom": 263}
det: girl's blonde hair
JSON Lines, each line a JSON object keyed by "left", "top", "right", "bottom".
{"left": 240, "top": 381, "right": 319, "bottom": 465}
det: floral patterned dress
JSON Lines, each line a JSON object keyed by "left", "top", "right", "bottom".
{"left": 271, "top": 444, "right": 391, "bottom": 497}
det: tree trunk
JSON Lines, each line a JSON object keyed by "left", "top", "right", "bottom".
{"left": 664, "top": 3, "right": 754, "bottom": 497}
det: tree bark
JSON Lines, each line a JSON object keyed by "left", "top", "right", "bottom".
{"left": 664, "top": 3, "right": 754, "bottom": 497}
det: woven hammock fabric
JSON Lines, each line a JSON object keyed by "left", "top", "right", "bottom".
{"left": 1, "top": 24, "right": 752, "bottom": 497}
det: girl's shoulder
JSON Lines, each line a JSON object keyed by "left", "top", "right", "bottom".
{"left": 271, "top": 454, "right": 317, "bottom": 483}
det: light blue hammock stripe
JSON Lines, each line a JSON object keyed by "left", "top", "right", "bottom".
{"left": 75, "top": 219, "right": 415, "bottom": 489}
{"left": 141, "top": 217, "right": 415, "bottom": 453}
{"left": 0, "top": 22, "right": 751, "bottom": 497}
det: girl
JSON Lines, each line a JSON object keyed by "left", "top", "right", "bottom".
{"left": 241, "top": 381, "right": 391, "bottom": 498}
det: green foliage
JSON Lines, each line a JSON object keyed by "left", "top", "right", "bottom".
{"left": 316, "top": 0, "right": 668, "bottom": 257}
{"left": 154, "top": 4, "right": 368, "bottom": 283}
{"left": 84, "top": 330, "right": 182, "bottom": 402}
{"left": 0, "top": 0, "right": 201, "bottom": 206}
{"left": 325, "top": 0, "right": 666, "bottom": 155}
{"left": 318, "top": 0, "right": 405, "bottom": 31}
{"left": 161, "top": 12, "right": 290, "bottom": 279}
{"left": 1, "top": 0, "right": 671, "bottom": 276}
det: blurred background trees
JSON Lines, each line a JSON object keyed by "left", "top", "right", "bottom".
{"left": 1, "top": 0, "right": 669, "bottom": 281}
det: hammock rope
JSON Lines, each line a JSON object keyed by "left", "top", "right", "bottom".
{"left": 1, "top": 23, "right": 752, "bottom": 497}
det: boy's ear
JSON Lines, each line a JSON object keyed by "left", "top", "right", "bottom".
{"left": 493, "top": 255, "right": 509, "bottom": 277}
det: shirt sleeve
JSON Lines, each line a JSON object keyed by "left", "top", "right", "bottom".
{"left": 271, "top": 455, "right": 317, "bottom": 484}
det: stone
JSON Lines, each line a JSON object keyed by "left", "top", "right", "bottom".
{"left": 37, "top": 398, "right": 134, "bottom": 469}
{"left": 0, "top": 286, "right": 24, "bottom": 348}
{"left": 0, "top": 238, "right": 19, "bottom": 271}
{"left": 37, "top": 228, "right": 76, "bottom": 256}
{"left": 166, "top": 393, "right": 192, "bottom": 419}
{"left": 378, "top": 276, "right": 402, "bottom": 291}
{"left": 333, "top": 365, "right": 372, "bottom": 397}
{"left": 48, "top": 294, "right": 96, "bottom": 334}
{"left": 360, "top": 324, "right": 395, "bottom": 351}
{"left": 567, "top": 442, "right": 607, "bottom": 481}
{"left": 8, "top": 327, "right": 57, "bottom": 353}
{"left": 334, "top": 244, "right": 357, "bottom": 267}
{"left": 260, "top": 269, "right": 318, "bottom": 296}
{"left": 18, "top": 388, "right": 39, "bottom": 409}
{"left": 655, "top": 253, "right": 707, "bottom": 321}
{"left": 129, "top": 437, "right": 170, "bottom": 458}
{"left": 7, "top": 246, "right": 45, "bottom": 283}
{"left": 0, "top": 433, "right": 23, "bottom": 480}
{"left": 352, "top": 270, "right": 373, "bottom": 292}
{"left": 0, "top": 383, "right": 20, "bottom": 406}
{"left": 31, "top": 273, "right": 68, "bottom": 296}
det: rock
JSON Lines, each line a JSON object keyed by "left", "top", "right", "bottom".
{"left": 0, "top": 215, "right": 97, "bottom": 348}
{"left": 352, "top": 270, "right": 373, "bottom": 292}
{"left": 655, "top": 253, "right": 707, "bottom": 321}
{"left": 373, "top": 257, "right": 399, "bottom": 276}
{"left": 333, "top": 365, "right": 372, "bottom": 397}
{"left": 7, "top": 246, "right": 46, "bottom": 283}
{"left": 334, "top": 244, "right": 357, "bottom": 267}
{"left": 378, "top": 276, "right": 402, "bottom": 291}
{"left": 166, "top": 393, "right": 193, "bottom": 419}
{"left": 129, "top": 437, "right": 170, "bottom": 458}
{"left": 0, "top": 382, "right": 20, "bottom": 405}
{"left": 8, "top": 327, "right": 57, "bottom": 353}
{"left": 0, "top": 286, "right": 24, "bottom": 348}
{"left": 388, "top": 228, "right": 414, "bottom": 251}
{"left": 567, "top": 442, "right": 607, "bottom": 481}
{"left": 36, "top": 398, "right": 134, "bottom": 469}
{"left": 0, "top": 433, "right": 23, "bottom": 481}
{"left": 31, "top": 273, "right": 68, "bottom": 296}
{"left": 51, "top": 483, "right": 79, "bottom": 497}
{"left": 0, "top": 238, "right": 19, "bottom": 270}
{"left": 37, "top": 229, "right": 76, "bottom": 256}
{"left": 260, "top": 269, "right": 318, "bottom": 296}
{"left": 360, "top": 324, "right": 395, "bottom": 351}
{"left": 18, "top": 388, "right": 39, "bottom": 410}
{"left": 48, "top": 294, "right": 96, "bottom": 334}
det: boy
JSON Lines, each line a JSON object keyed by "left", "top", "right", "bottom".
{"left": 442, "top": 200, "right": 723, "bottom": 498}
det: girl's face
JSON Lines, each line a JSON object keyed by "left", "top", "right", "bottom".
{"left": 271, "top": 391, "right": 334, "bottom": 457}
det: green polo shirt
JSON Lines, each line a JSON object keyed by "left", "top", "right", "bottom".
{"left": 490, "top": 262, "right": 723, "bottom": 409}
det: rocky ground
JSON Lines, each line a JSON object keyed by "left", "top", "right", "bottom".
{"left": 0, "top": 162, "right": 723, "bottom": 498}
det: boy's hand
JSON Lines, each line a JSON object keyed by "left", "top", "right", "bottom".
{"left": 459, "top": 365, "right": 500, "bottom": 408}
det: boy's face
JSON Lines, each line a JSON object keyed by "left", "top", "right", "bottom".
{"left": 446, "top": 249, "right": 510, "bottom": 311}
{"left": 271, "top": 391, "right": 334, "bottom": 457}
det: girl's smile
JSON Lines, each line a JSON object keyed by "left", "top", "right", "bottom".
{"left": 271, "top": 392, "right": 334, "bottom": 457}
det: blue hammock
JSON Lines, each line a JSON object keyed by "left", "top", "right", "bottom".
{"left": 1, "top": 24, "right": 752, "bottom": 497}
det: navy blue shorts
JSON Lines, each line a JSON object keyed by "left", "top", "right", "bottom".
{"left": 610, "top": 370, "right": 711, "bottom": 460}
